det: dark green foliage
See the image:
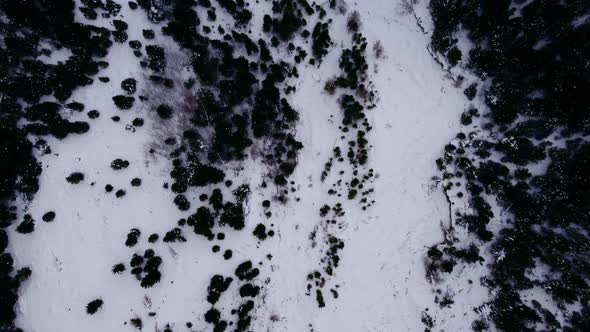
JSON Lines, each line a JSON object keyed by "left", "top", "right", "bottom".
{"left": 16, "top": 214, "right": 35, "bottom": 234}
{"left": 142, "top": 29, "right": 155, "bottom": 39}
{"left": 316, "top": 289, "right": 325, "bottom": 307}
{"left": 460, "top": 108, "right": 479, "bottom": 126}
{"left": 340, "top": 95, "right": 364, "bottom": 125}
{"left": 121, "top": 78, "right": 137, "bottom": 94}
{"left": 141, "top": 256, "right": 162, "bottom": 288}
{"left": 219, "top": 202, "right": 244, "bottom": 230}
{"left": 125, "top": 228, "right": 141, "bottom": 247}
{"left": 67, "top": 102, "right": 84, "bottom": 112}
{"left": 173, "top": 195, "right": 190, "bottom": 211}
{"left": 112, "top": 95, "right": 135, "bottom": 109}
{"left": 204, "top": 308, "right": 220, "bottom": 324}
{"left": 232, "top": 184, "right": 250, "bottom": 202}
{"left": 87, "top": 110, "right": 100, "bottom": 119}
{"left": 239, "top": 283, "right": 260, "bottom": 297}
{"left": 346, "top": 11, "right": 361, "bottom": 33}
{"left": 24, "top": 102, "right": 90, "bottom": 139}
{"left": 191, "top": 207, "right": 215, "bottom": 239}
{"left": 156, "top": 104, "right": 173, "bottom": 119}
{"left": 464, "top": 83, "right": 477, "bottom": 100}
{"left": 163, "top": 227, "right": 186, "bottom": 243}
{"left": 86, "top": 298, "right": 103, "bottom": 315}
{"left": 209, "top": 189, "right": 224, "bottom": 210}
{"left": 145, "top": 45, "right": 166, "bottom": 72}
{"left": 311, "top": 22, "right": 332, "bottom": 62}
{"left": 207, "top": 274, "right": 233, "bottom": 304}
{"left": 495, "top": 136, "right": 545, "bottom": 166}
{"left": 66, "top": 172, "right": 84, "bottom": 184}
{"left": 235, "top": 261, "right": 259, "bottom": 281}
{"left": 132, "top": 118, "right": 144, "bottom": 127}
{"left": 130, "top": 317, "right": 143, "bottom": 329}
{"left": 111, "top": 159, "right": 130, "bottom": 170}
{"left": 189, "top": 165, "right": 225, "bottom": 186}
{"left": 253, "top": 223, "right": 267, "bottom": 241}
{"left": 148, "top": 234, "right": 159, "bottom": 243}
{"left": 112, "top": 19, "right": 128, "bottom": 31}
{"left": 447, "top": 46, "right": 461, "bottom": 66}
{"left": 42, "top": 211, "right": 55, "bottom": 222}
{"left": 112, "top": 263, "right": 125, "bottom": 274}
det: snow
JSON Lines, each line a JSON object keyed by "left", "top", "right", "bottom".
{"left": 10, "top": 1, "right": 481, "bottom": 331}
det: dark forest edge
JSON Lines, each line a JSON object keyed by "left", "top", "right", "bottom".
{"left": 426, "top": 0, "right": 590, "bottom": 331}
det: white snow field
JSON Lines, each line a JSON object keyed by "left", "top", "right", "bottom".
{"left": 11, "top": 1, "right": 479, "bottom": 331}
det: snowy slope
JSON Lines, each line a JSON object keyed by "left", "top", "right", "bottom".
{"left": 9, "top": 1, "right": 477, "bottom": 331}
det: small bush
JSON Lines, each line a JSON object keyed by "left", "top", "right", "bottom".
{"left": 235, "top": 261, "right": 259, "bottom": 281}
{"left": 464, "top": 83, "right": 477, "bottom": 100}
{"left": 86, "top": 299, "right": 103, "bottom": 315}
{"left": 347, "top": 11, "right": 361, "bottom": 33}
{"left": 156, "top": 104, "right": 173, "bottom": 119}
{"left": 112, "top": 263, "right": 126, "bottom": 274}
{"left": 373, "top": 40, "right": 384, "bottom": 59}
{"left": 42, "top": 211, "right": 56, "bottom": 222}
{"left": 16, "top": 214, "right": 35, "bottom": 234}
{"left": 87, "top": 110, "right": 100, "bottom": 119}
{"left": 173, "top": 194, "right": 190, "bottom": 211}
{"left": 121, "top": 78, "right": 137, "bottom": 94}
{"left": 111, "top": 159, "right": 130, "bottom": 170}
{"left": 112, "top": 95, "right": 135, "bottom": 110}
{"left": 125, "top": 228, "right": 141, "bottom": 247}
{"left": 130, "top": 317, "right": 143, "bottom": 330}
{"left": 163, "top": 227, "right": 186, "bottom": 242}
{"left": 142, "top": 29, "right": 155, "bottom": 39}
{"left": 66, "top": 172, "right": 84, "bottom": 184}
{"left": 253, "top": 223, "right": 267, "bottom": 240}
{"left": 447, "top": 46, "right": 462, "bottom": 66}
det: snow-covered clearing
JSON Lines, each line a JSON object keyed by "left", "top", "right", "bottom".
{"left": 11, "top": 1, "right": 474, "bottom": 331}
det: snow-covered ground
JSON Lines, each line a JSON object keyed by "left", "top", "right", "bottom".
{"left": 10, "top": 1, "right": 478, "bottom": 331}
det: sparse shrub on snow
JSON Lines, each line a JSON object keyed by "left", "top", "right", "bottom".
{"left": 346, "top": 11, "right": 361, "bottom": 33}
{"left": 86, "top": 298, "right": 103, "bottom": 315}
{"left": 66, "top": 172, "right": 84, "bottom": 184}
{"left": 125, "top": 228, "right": 141, "bottom": 247}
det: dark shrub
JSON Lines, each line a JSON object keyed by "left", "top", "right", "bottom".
{"left": 235, "top": 261, "right": 259, "bottom": 281}
{"left": 66, "top": 172, "right": 84, "bottom": 184}
{"left": 87, "top": 110, "right": 100, "bottom": 119}
{"left": 219, "top": 202, "right": 244, "bottom": 230}
{"left": 173, "top": 194, "right": 190, "bottom": 211}
{"left": 86, "top": 299, "right": 103, "bottom": 315}
{"left": 112, "top": 95, "right": 135, "bottom": 109}
{"left": 156, "top": 104, "right": 173, "bottom": 119}
{"left": 125, "top": 228, "right": 141, "bottom": 247}
{"left": 121, "top": 78, "right": 137, "bottom": 94}
{"left": 111, "top": 159, "right": 130, "bottom": 170}
{"left": 42, "top": 211, "right": 56, "bottom": 222}
{"left": 16, "top": 214, "right": 35, "bottom": 234}
{"left": 112, "top": 263, "right": 125, "bottom": 274}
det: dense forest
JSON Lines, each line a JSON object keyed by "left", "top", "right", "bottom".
{"left": 427, "top": 0, "right": 590, "bottom": 330}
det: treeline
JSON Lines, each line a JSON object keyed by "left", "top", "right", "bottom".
{"left": 427, "top": 0, "right": 590, "bottom": 331}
